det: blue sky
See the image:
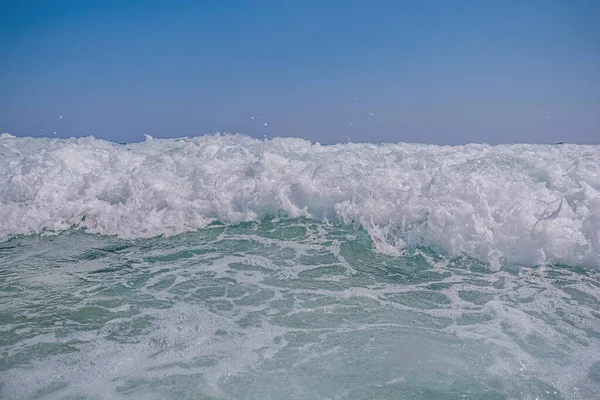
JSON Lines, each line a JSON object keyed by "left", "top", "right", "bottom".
{"left": 1, "top": 0, "right": 598, "bottom": 144}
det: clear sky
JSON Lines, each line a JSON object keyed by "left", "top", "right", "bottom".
{"left": 1, "top": 0, "right": 598, "bottom": 144}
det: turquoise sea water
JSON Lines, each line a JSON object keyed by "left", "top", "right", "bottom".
{"left": 1, "top": 134, "right": 599, "bottom": 399}
{"left": 2, "top": 217, "right": 599, "bottom": 399}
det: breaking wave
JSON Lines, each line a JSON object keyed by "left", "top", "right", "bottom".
{"left": 1, "top": 133, "right": 599, "bottom": 268}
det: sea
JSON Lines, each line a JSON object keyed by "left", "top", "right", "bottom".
{"left": 1, "top": 133, "right": 599, "bottom": 400}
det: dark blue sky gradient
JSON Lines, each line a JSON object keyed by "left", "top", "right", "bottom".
{"left": 1, "top": 0, "right": 598, "bottom": 144}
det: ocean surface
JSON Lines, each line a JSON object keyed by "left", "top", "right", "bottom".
{"left": 1, "top": 133, "right": 599, "bottom": 399}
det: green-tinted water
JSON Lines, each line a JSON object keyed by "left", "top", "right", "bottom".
{"left": 1, "top": 218, "right": 599, "bottom": 399}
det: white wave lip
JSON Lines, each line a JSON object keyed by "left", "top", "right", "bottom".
{"left": 1, "top": 133, "right": 599, "bottom": 267}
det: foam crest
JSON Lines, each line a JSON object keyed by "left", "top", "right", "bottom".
{"left": 1, "top": 133, "right": 599, "bottom": 267}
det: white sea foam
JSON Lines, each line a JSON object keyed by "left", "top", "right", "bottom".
{"left": 1, "top": 133, "right": 599, "bottom": 267}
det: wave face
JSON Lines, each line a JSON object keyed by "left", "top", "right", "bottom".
{"left": 1, "top": 133, "right": 599, "bottom": 268}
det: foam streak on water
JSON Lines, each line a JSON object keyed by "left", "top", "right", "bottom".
{"left": 0, "top": 219, "right": 599, "bottom": 399}
{"left": 1, "top": 133, "right": 599, "bottom": 268}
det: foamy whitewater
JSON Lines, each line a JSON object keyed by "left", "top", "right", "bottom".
{"left": 1, "top": 133, "right": 599, "bottom": 267}
{"left": 1, "top": 133, "right": 599, "bottom": 399}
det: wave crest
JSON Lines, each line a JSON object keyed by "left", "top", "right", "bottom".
{"left": 1, "top": 133, "right": 599, "bottom": 268}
